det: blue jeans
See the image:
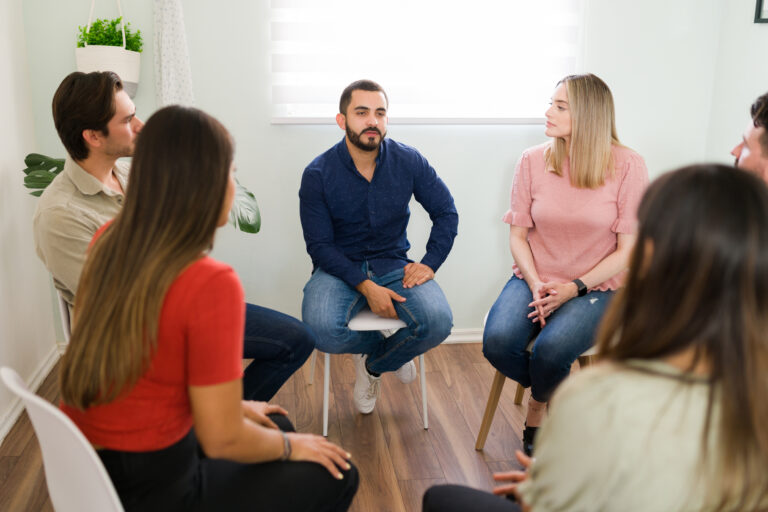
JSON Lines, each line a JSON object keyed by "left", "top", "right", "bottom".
{"left": 301, "top": 266, "right": 452, "bottom": 374}
{"left": 482, "top": 276, "right": 614, "bottom": 402}
{"left": 242, "top": 303, "right": 316, "bottom": 401}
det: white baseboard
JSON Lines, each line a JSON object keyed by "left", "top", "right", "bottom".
{"left": 0, "top": 345, "right": 62, "bottom": 447}
{"left": 444, "top": 327, "right": 482, "bottom": 344}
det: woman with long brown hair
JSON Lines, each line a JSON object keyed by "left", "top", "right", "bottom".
{"left": 483, "top": 73, "right": 648, "bottom": 454}
{"left": 60, "top": 105, "right": 358, "bottom": 511}
{"left": 425, "top": 164, "right": 768, "bottom": 511}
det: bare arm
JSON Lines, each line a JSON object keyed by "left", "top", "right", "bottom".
{"left": 189, "top": 380, "right": 351, "bottom": 478}
{"left": 508, "top": 225, "right": 548, "bottom": 325}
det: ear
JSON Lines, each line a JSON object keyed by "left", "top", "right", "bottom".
{"left": 81, "top": 128, "right": 103, "bottom": 150}
{"left": 336, "top": 113, "right": 346, "bottom": 131}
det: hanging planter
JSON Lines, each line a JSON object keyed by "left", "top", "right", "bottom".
{"left": 75, "top": 0, "right": 143, "bottom": 97}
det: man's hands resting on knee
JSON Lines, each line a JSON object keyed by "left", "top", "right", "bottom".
{"left": 355, "top": 280, "right": 406, "bottom": 319}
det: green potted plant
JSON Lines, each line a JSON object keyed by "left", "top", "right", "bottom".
{"left": 75, "top": 11, "right": 143, "bottom": 97}
{"left": 21, "top": 153, "right": 261, "bottom": 234}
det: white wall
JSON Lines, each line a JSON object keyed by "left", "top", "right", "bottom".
{"left": 0, "top": 0, "right": 59, "bottom": 441}
{"left": 5, "top": 0, "right": 767, "bottom": 433}
{"left": 707, "top": 0, "right": 768, "bottom": 161}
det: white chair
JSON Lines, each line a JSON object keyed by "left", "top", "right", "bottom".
{"left": 308, "top": 308, "right": 428, "bottom": 436}
{"left": 56, "top": 288, "right": 72, "bottom": 343}
{"left": 0, "top": 366, "right": 124, "bottom": 512}
{"left": 474, "top": 312, "right": 597, "bottom": 451}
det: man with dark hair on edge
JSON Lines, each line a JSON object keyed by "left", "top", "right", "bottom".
{"left": 300, "top": 79, "right": 458, "bottom": 414}
{"left": 34, "top": 71, "right": 315, "bottom": 402}
{"left": 732, "top": 91, "right": 768, "bottom": 181}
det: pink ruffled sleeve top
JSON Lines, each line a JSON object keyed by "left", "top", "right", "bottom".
{"left": 503, "top": 142, "right": 649, "bottom": 291}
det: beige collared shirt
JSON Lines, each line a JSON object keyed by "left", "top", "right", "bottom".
{"left": 33, "top": 157, "right": 129, "bottom": 311}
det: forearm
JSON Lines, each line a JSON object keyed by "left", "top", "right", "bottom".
{"left": 202, "top": 417, "right": 286, "bottom": 463}
{"left": 576, "top": 249, "right": 631, "bottom": 289}
{"left": 509, "top": 228, "right": 542, "bottom": 288}
{"left": 575, "top": 234, "right": 635, "bottom": 289}
{"left": 421, "top": 211, "right": 459, "bottom": 272}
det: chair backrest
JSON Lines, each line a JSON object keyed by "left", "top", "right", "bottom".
{"left": 56, "top": 288, "right": 71, "bottom": 343}
{"left": 0, "top": 367, "right": 124, "bottom": 512}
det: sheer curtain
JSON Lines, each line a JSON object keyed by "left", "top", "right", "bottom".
{"left": 153, "top": 0, "right": 194, "bottom": 107}
{"left": 270, "top": 0, "right": 583, "bottom": 123}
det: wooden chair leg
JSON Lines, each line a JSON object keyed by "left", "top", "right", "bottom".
{"left": 475, "top": 370, "right": 507, "bottom": 451}
{"left": 514, "top": 382, "right": 526, "bottom": 405}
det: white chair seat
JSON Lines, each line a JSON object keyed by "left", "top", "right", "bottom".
{"left": 309, "top": 308, "right": 428, "bottom": 436}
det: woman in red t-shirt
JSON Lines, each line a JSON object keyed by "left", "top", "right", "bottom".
{"left": 60, "top": 105, "right": 358, "bottom": 511}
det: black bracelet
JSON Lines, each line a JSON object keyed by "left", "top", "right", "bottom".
{"left": 280, "top": 431, "right": 292, "bottom": 461}
{"left": 572, "top": 278, "right": 587, "bottom": 297}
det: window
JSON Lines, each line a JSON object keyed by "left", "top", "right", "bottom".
{"left": 270, "top": 0, "right": 583, "bottom": 123}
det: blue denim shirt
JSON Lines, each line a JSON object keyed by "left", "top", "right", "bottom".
{"left": 299, "top": 138, "right": 458, "bottom": 288}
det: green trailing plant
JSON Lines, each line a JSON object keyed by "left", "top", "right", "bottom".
{"left": 21, "top": 153, "right": 260, "bottom": 234}
{"left": 77, "top": 17, "right": 143, "bottom": 52}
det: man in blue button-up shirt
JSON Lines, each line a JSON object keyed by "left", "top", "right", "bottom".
{"left": 300, "top": 80, "right": 458, "bottom": 415}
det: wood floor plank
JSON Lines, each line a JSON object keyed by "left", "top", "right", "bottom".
{"left": 398, "top": 478, "right": 446, "bottom": 512}
{"left": 378, "top": 372, "right": 443, "bottom": 481}
{"left": 431, "top": 344, "right": 522, "bottom": 461}
{"left": 0, "top": 434, "right": 46, "bottom": 512}
{"left": 334, "top": 382, "right": 406, "bottom": 512}
{"left": 418, "top": 370, "right": 496, "bottom": 490}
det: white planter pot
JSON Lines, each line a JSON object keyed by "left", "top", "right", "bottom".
{"left": 75, "top": 45, "right": 141, "bottom": 97}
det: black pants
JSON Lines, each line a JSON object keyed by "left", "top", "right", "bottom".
{"left": 98, "top": 415, "right": 358, "bottom": 512}
{"left": 422, "top": 485, "right": 522, "bottom": 512}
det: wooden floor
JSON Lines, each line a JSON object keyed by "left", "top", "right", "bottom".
{"left": 0, "top": 343, "right": 533, "bottom": 512}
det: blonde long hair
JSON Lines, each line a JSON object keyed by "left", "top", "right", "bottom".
{"left": 60, "top": 106, "right": 234, "bottom": 409}
{"left": 544, "top": 73, "right": 621, "bottom": 189}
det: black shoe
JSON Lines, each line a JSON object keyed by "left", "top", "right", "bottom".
{"left": 522, "top": 425, "right": 538, "bottom": 456}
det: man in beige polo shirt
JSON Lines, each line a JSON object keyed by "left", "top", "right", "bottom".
{"left": 33, "top": 71, "right": 143, "bottom": 312}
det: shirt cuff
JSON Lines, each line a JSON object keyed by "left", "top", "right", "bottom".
{"left": 503, "top": 210, "right": 533, "bottom": 227}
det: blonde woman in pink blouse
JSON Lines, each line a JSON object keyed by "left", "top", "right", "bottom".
{"left": 482, "top": 74, "right": 648, "bottom": 455}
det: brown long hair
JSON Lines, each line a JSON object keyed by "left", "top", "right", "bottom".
{"left": 60, "top": 106, "right": 234, "bottom": 409}
{"left": 596, "top": 164, "right": 768, "bottom": 510}
{"left": 544, "top": 73, "right": 622, "bottom": 189}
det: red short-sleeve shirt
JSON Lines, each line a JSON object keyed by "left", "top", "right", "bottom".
{"left": 62, "top": 249, "right": 245, "bottom": 451}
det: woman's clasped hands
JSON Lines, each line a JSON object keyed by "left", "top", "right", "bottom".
{"left": 527, "top": 281, "right": 579, "bottom": 325}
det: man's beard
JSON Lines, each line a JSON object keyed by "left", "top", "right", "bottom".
{"left": 347, "top": 126, "right": 386, "bottom": 152}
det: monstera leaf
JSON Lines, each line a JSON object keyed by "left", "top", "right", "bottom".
{"left": 229, "top": 178, "right": 261, "bottom": 234}
{"left": 21, "top": 153, "right": 261, "bottom": 235}
{"left": 22, "top": 154, "right": 65, "bottom": 197}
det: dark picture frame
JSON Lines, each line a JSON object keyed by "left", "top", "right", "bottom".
{"left": 757, "top": 0, "right": 768, "bottom": 23}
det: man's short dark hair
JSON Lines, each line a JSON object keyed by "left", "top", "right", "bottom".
{"left": 751, "top": 92, "right": 768, "bottom": 155}
{"left": 52, "top": 71, "right": 123, "bottom": 161}
{"left": 339, "top": 79, "right": 388, "bottom": 115}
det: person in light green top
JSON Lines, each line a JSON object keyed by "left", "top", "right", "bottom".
{"left": 423, "top": 164, "right": 768, "bottom": 512}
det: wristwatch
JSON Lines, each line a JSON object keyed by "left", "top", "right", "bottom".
{"left": 572, "top": 278, "right": 587, "bottom": 297}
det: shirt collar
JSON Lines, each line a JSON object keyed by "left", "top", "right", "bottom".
{"left": 336, "top": 137, "right": 386, "bottom": 174}
{"left": 64, "top": 156, "right": 127, "bottom": 197}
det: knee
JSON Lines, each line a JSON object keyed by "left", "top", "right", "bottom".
{"left": 414, "top": 303, "right": 452, "bottom": 342}
{"left": 530, "top": 335, "right": 574, "bottom": 372}
{"left": 291, "top": 322, "right": 317, "bottom": 361}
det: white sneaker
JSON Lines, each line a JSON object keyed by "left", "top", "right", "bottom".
{"left": 394, "top": 360, "right": 417, "bottom": 384}
{"left": 353, "top": 354, "right": 381, "bottom": 414}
